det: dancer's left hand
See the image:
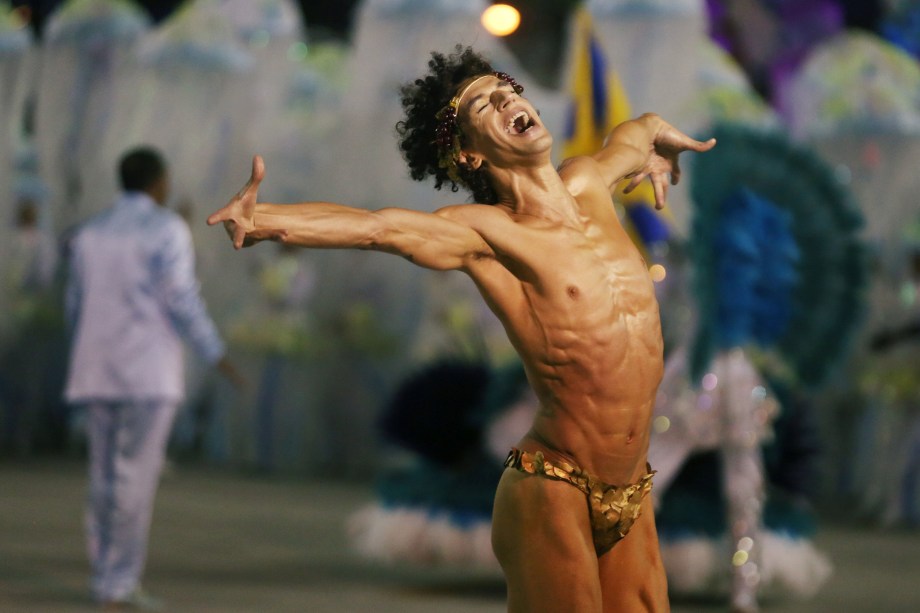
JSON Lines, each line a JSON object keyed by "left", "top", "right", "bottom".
{"left": 624, "top": 117, "right": 716, "bottom": 209}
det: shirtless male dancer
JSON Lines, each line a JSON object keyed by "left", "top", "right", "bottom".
{"left": 209, "top": 48, "right": 714, "bottom": 612}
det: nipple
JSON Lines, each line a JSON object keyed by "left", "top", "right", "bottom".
{"left": 567, "top": 285, "right": 580, "bottom": 299}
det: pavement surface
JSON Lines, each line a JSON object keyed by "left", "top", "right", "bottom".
{"left": 2, "top": 459, "right": 919, "bottom": 612}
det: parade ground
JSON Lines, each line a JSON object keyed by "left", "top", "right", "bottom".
{"left": 2, "top": 459, "right": 918, "bottom": 612}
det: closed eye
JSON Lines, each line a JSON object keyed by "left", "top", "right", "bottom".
{"left": 471, "top": 83, "right": 514, "bottom": 115}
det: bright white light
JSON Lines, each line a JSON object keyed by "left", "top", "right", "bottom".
{"left": 482, "top": 4, "right": 521, "bottom": 37}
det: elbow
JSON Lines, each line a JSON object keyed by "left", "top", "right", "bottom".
{"left": 363, "top": 209, "right": 400, "bottom": 251}
{"left": 362, "top": 216, "right": 387, "bottom": 250}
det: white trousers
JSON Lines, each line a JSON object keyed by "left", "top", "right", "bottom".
{"left": 83, "top": 400, "right": 178, "bottom": 601}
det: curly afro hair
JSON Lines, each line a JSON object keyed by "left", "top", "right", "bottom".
{"left": 396, "top": 46, "right": 500, "bottom": 205}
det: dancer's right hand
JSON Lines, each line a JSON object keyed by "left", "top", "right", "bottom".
{"left": 208, "top": 155, "right": 286, "bottom": 249}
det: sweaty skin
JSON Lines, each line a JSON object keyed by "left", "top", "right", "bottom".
{"left": 209, "top": 75, "right": 714, "bottom": 613}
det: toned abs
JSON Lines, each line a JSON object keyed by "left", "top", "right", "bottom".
{"left": 468, "top": 195, "right": 664, "bottom": 487}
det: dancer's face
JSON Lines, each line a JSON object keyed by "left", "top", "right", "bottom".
{"left": 455, "top": 75, "right": 552, "bottom": 167}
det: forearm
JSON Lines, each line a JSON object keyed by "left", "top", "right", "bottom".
{"left": 246, "top": 202, "right": 482, "bottom": 271}
{"left": 253, "top": 202, "right": 382, "bottom": 250}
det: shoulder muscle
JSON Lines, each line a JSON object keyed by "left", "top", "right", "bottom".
{"left": 558, "top": 156, "right": 605, "bottom": 198}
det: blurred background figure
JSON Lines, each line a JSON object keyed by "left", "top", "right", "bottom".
{"left": 0, "top": 192, "right": 62, "bottom": 456}
{"left": 62, "top": 146, "right": 242, "bottom": 610}
{"left": 224, "top": 241, "right": 317, "bottom": 472}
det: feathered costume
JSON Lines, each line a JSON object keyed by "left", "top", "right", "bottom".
{"left": 349, "top": 360, "right": 531, "bottom": 569}
{"left": 649, "top": 123, "right": 867, "bottom": 610}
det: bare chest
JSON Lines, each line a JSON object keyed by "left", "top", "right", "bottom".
{"left": 500, "top": 220, "right": 661, "bottom": 362}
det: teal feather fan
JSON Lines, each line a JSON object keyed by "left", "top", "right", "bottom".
{"left": 689, "top": 123, "right": 867, "bottom": 388}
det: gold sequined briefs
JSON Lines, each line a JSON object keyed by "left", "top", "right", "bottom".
{"left": 504, "top": 448, "right": 656, "bottom": 556}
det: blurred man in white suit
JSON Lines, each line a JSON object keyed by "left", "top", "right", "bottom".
{"left": 64, "top": 146, "right": 240, "bottom": 610}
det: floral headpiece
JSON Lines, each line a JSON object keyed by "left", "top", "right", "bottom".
{"left": 434, "top": 71, "right": 524, "bottom": 183}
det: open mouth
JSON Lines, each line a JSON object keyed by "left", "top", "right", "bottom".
{"left": 506, "top": 110, "right": 536, "bottom": 134}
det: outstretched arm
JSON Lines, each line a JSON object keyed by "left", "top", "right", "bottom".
{"left": 207, "top": 156, "right": 492, "bottom": 271}
{"left": 593, "top": 113, "right": 715, "bottom": 208}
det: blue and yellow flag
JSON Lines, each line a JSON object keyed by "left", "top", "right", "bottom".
{"left": 562, "top": 9, "right": 632, "bottom": 159}
{"left": 562, "top": 9, "right": 670, "bottom": 249}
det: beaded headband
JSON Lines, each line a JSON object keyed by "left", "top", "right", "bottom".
{"left": 434, "top": 71, "right": 524, "bottom": 183}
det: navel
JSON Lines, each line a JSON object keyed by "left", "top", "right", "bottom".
{"left": 567, "top": 285, "right": 580, "bottom": 300}
{"left": 625, "top": 430, "right": 635, "bottom": 444}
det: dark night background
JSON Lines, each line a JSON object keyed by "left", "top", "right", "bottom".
{"left": 10, "top": 0, "right": 884, "bottom": 40}
{"left": 11, "top": 0, "right": 361, "bottom": 39}
{"left": 8, "top": 0, "right": 886, "bottom": 96}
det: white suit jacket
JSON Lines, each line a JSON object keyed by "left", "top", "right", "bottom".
{"left": 64, "top": 192, "right": 225, "bottom": 403}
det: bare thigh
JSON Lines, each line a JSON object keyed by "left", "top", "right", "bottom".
{"left": 491, "top": 468, "right": 602, "bottom": 613}
{"left": 597, "top": 499, "right": 670, "bottom": 612}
